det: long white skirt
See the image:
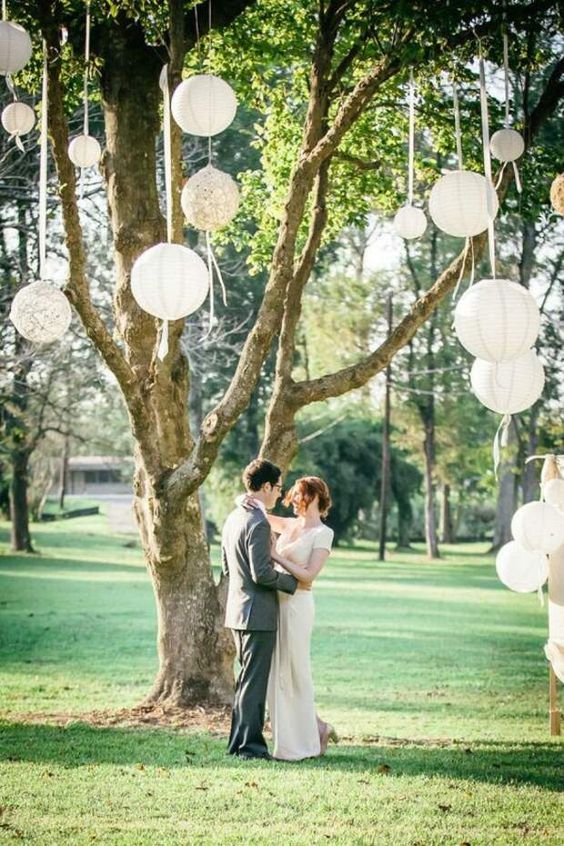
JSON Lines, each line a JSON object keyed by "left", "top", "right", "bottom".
{"left": 267, "top": 590, "right": 320, "bottom": 761}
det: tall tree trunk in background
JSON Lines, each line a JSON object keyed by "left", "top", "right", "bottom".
{"left": 491, "top": 419, "right": 519, "bottom": 552}
{"left": 9, "top": 448, "right": 34, "bottom": 552}
{"left": 439, "top": 482, "right": 454, "bottom": 543}
{"left": 522, "top": 406, "right": 540, "bottom": 503}
{"left": 421, "top": 408, "right": 440, "bottom": 558}
{"left": 58, "top": 436, "right": 69, "bottom": 511}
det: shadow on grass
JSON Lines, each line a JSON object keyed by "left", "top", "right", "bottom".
{"left": 0, "top": 722, "right": 561, "bottom": 792}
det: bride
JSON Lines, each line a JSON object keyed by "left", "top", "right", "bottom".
{"left": 265, "top": 475, "right": 337, "bottom": 761}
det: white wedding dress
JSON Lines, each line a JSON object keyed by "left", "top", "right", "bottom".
{"left": 267, "top": 522, "right": 334, "bottom": 761}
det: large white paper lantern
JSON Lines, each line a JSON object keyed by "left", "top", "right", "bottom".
{"left": 490, "top": 129, "right": 525, "bottom": 162}
{"left": 454, "top": 279, "right": 540, "bottom": 362}
{"left": 181, "top": 165, "right": 240, "bottom": 232}
{"left": 171, "top": 74, "right": 237, "bottom": 137}
{"left": 393, "top": 205, "right": 427, "bottom": 240}
{"left": 543, "top": 479, "right": 564, "bottom": 511}
{"left": 470, "top": 351, "right": 544, "bottom": 415}
{"left": 429, "top": 170, "right": 499, "bottom": 238}
{"left": 550, "top": 174, "right": 564, "bottom": 215}
{"left": 0, "top": 21, "right": 32, "bottom": 76}
{"left": 130, "top": 243, "right": 209, "bottom": 320}
{"left": 496, "top": 541, "right": 549, "bottom": 593}
{"left": 68, "top": 134, "right": 101, "bottom": 168}
{"left": 9, "top": 281, "right": 72, "bottom": 344}
{"left": 511, "top": 502, "right": 564, "bottom": 555}
{"left": 1, "top": 101, "right": 35, "bottom": 138}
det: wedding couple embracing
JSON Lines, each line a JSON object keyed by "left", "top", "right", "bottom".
{"left": 221, "top": 458, "right": 337, "bottom": 761}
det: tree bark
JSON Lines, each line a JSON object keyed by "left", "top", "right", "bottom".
{"left": 422, "top": 412, "right": 440, "bottom": 559}
{"left": 10, "top": 449, "right": 34, "bottom": 553}
{"left": 439, "top": 482, "right": 455, "bottom": 544}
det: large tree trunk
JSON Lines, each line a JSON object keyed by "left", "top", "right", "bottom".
{"left": 9, "top": 449, "right": 34, "bottom": 553}
{"left": 422, "top": 415, "right": 440, "bottom": 559}
{"left": 491, "top": 419, "right": 519, "bottom": 552}
{"left": 439, "top": 482, "right": 455, "bottom": 544}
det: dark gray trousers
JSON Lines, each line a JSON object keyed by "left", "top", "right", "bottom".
{"left": 228, "top": 629, "right": 276, "bottom": 758}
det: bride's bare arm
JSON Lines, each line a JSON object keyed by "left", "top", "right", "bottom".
{"left": 271, "top": 548, "right": 330, "bottom": 584}
{"left": 266, "top": 513, "right": 293, "bottom": 533}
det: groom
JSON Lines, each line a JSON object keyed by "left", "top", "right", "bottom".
{"left": 221, "top": 458, "right": 298, "bottom": 760}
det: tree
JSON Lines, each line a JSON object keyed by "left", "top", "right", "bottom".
{"left": 12, "top": 0, "right": 562, "bottom": 707}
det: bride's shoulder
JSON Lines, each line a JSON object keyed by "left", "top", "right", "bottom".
{"left": 313, "top": 523, "right": 334, "bottom": 550}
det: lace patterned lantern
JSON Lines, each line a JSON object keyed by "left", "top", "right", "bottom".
{"left": 1, "top": 101, "right": 35, "bottom": 140}
{"left": 393, "top": 205, "right": 427, "bottom": 240}
{"left": 68, "top": 134, "right": 101, "bottom": 168}
{"left": 171, "top": 74, "right": 237, "bottom": 137}
{"left": 181, "top": 165, "right": 240, "bottom": 231}
{"left": 454, "top": 278, "right": 540, "bottom": 362}
{"left": 429, "top": 170, "right": 498, "bottom": 238}
{"left": 470, "top": 350, "right": 544, "bottom": 415}
{"left": 550, "top": 174, "right": 564, "bottom": 215}
{"left": 511, "top": 502, "right": 564, "bottom": 555}
{"left": 496, "top": 541, "right": 549, "bottom": 593}
{"left": 131, "top": 243, "right": 209, "bottom": 320}
{"left": 0, "top": 20, "right": 32, "bottom": 75}
{"left": 10, "top": 281, "right": 72, "bottom": 344}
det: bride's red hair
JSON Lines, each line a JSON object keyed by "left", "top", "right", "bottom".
{"left": 283, "top": 476, "right": 332, "bottom": 517}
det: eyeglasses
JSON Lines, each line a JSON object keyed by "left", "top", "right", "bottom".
{"left": 273, "top": 483, "right": 282, "bottom": 491}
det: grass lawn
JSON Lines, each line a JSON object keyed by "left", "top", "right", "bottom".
{"left": 0, "top": 516, "right": 562, "bottom": 845}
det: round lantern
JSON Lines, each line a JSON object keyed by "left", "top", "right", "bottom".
{"left": 550, "top": 174, "right": 564, "bottom": 215}
{"left": 496, "top": 541, "right": 549, "bottom": 593}
{"left": 0, "top": 21, "right": 32, "bottom": 76}
{"left": 68, "top": 134, "right": 101, "bottom": 168}
{"left": 171, "top": 74, "right": 237, "bottom": 137}
{"left": 181, "top": 165, "right": 240, "bottom": 232}
{"left": 9, "top": 281, "right": 72, "bottom": 344}
{"left": 1, "top": 101, "right": 35, "bottom": 138}
{"left": 130, "top": 243, "right": 209, "bottom": 320}
{"left": 511, "top": 501, "right": 564, "bottom": 555}
{"left": 428, "top": 170, "right": 499, "bottom": 238}
{"left": 393, "top": 205, "right": 427, "bottom": 240}
{"left": 454, "top": 279, "right": 540, "bottom": 363}
{"left": 470, "top": 350, "right": 544, "bottom": 415}
{"left": 542, "top": 478, "right": 564, "bottom": 512}
{"left": 489, "top": 128, "right": 525, "bottom": 162}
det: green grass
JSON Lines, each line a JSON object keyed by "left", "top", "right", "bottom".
{"left": 41, "top": 497, "right": 104, "bottom": 517}
{"left": 0, "top": 517, "right": 562, "bottom": 845}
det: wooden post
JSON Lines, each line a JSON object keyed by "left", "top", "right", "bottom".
{"left": 549, "top": 665, "right": 561, "bottom": 736}
{"left": 378, "top": 294, "right": 393, "bottom": 562}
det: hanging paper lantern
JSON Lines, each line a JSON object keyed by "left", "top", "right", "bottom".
{"left": 68, "top": 134, "right": 101, "bottom": 168}
{"left": 428, "top": 170, "right": 498, "bottom": 238}
{"left": 470, "top": 350, "right": 544, "bottom": 415}
{"left": 393, "top": 205, "right": 427, "bottom": 240}
{"left": 181, "top": 165, "right": 240, "bottom": 232}
{"left": 542, "top": 478, "right": 564, "bottom": 512}
{"left": 0, "top": 21, "right": 32, "bottom": 76}
{"left": 511, "top": 502, "right": 564, "bottom": 555}
{"left": 496, "top": 541, "right": 549, "bottom": 593}
{"left": 489, "top": 128, "right": 525, "bottom": 162}
{"left": 454, "top": 279, "right": 540, "bottom": 363}
{"left": 171, "top": 74, "right": 237, "bottom": 137}
{"left": 1, "top": 101, "right": 35, "bottom": 138}
{"left": 9, "top": 281, "right": 72, "bottom": 344}
{"left": 550, "top": 174, "right": 564, "bottom": 215}
{"left": 130, "top": 243, "right": 209, "bottom": 320}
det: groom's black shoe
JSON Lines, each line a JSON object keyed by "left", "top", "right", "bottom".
{"left": 238, "top": 751, "right": 272, "bottom": 761}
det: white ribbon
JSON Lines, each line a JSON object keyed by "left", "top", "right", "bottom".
{"left": 503, "top": 32, "right": 510, "bottom": 129}
{"left": 493, "top": 412, "right": 512, "bottom": 479}
{"left": 452, "top": 78, "right": 463, "bottom": 170}
{"left": 408, "top": 69, "right": 415, "bottom": 205}
{"left": 156, "top": 64, "right": 174, "bottom": 361}
{"left": 83, "top": 2, "right": 91, "bottom": 136}
{"left": 478, "top": 51, "right": 496, "bottom": 279}
{"left": 157, "top": 319, "right": 169, "bottom": 361}
{"left": 1, "top": 1, "right": 6, "bottom": 21}
{"left": 39, "top": 42, "right": 48, "bottom": 282}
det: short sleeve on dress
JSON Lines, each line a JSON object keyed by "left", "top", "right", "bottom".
{"left": 313, "top": 525, "right": 334, "bottom": 551}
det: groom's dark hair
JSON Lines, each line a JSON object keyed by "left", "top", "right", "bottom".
{"left": 242, "top": 458, "right": 281, "bottom": 492}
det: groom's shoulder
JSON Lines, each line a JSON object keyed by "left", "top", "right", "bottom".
{"left": 224, "top": 505, "right": 267, "bottom": 534}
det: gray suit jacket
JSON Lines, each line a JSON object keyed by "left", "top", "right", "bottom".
{"left": 221, "top": 505, "right": 298, "bottom": 631}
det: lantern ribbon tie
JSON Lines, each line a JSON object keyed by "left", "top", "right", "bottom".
{"left": 493, "top": 412, "right": 512, "bottom": 478}
{"left": 157, "top": 319, "right": 169, "bottom": 361}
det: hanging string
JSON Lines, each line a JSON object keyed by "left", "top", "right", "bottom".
{"left": 202, "top": 231, "right": 215, "bottom": 340}
{"left": 503, "top": 31, "right": 510, "bottom": 128}
{"left": 452, "top": 238, "right": 469, "bottom": 302}
{"left": 2, "top": 2, "right": 6, "bottom": 21}
{"left": 478, "top": 49, "right": 496, "bottom": 279}
{"left": 493, "top": 412, "right": 512, "bottom": 478}
{"left": 39, "top": 41, "right": 48, "bottom": 282}
{"left": 83, "top": 1, "right": 91, "bottom": 136}
{"left": 407, "top": 69, "right": 415, "bottom": 205}
{"left": 157, "top": 63, "right": 174, "bottom": 361}
{"left": 452, "top": 79, "right": 463, "bottom": 170}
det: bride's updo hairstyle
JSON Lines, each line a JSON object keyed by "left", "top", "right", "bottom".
{"left": 284, "top": 476, "right": 332, "bottom": 517}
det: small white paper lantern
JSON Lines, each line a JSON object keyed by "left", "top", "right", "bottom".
{"left": 470, "top": 350, "right": 544, "bottom": 415}
{"left": 543, "top": 478, "right": 564, "bottom": 511}
{"left": 511, "top": 501, "right": 564, "bottom": 555}
{"left": 130, "top": 243, "right": 209, "bottom": 320}
{"left": 393, "top": 205, "right": 427, "bottom": 240}
{"left": 68, "top": 134, "right": 101, "bottom": 168}
{"left": 429, "top": 170, "right": 499, "bottom": 238}
{"left": 9, "top": 281, "right": 72, "bottom": 344}
{"left": 550, "top": 174, "right": 564, "bottom": 215}
{"left": 0, "top": 21, "right": 32, "bottom": 76}
{"left": 1, "top": 101, "right": 35, "bottom": 137}
{"left": 181, "top": 165, "right": 240, "bottom": 232}
{"left": 496, "top": 541, "right": 549, "bottom": 593}
{"left": 490, "top": 128, "right": 525, "bottom": 162}
{"left": 454, "top": 279, "right": 540, "bottom": 362}
{"left": 171, "top": 74, "right": 237, "bottom": 137}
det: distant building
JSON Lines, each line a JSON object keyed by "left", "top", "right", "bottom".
{"left": 66, "top": 456, "right": 131, "bottom": 495}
